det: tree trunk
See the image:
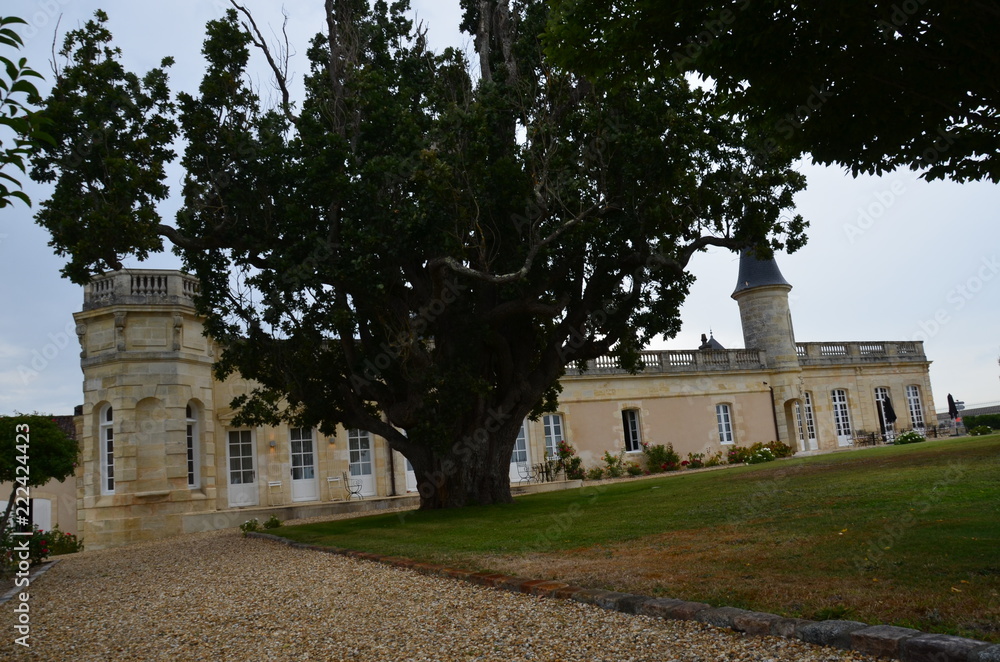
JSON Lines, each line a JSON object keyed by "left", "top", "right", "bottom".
{"left": 408, "top": 412, "right": 525, "bottom": 509}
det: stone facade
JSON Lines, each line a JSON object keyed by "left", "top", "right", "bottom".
{"left": 60, "top": 253, "right": 934, "bottom": 550}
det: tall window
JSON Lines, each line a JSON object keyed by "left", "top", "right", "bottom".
{"left": 511, "top": 421, "right": 529, "bottom": 464}
{"left": 99, "top": 405, "right": 115, "bottom": 494}
{"left": 874, "top": 387, "right": 894, "bottom": 438}
{"left": 716, "top": 404, "right": 735, "bottom": 445}
{"left": 804, "top": 392, "right": 817, "bottom": 444}
{"left": 622, "top": 409, "right": 641, "bottom": 452}
{"left": 186, "top": 403, "right": 200, "bottom": 488}
{"left": 290, "top": 427, "right": 316, "bottom": 481}
{"left": 906, "top": 385, "right": 925, "bottom": 429}
{"left": 543, "top": 414, "right": 563, "bottom": 458}
{"left": 831, "top": 389, "right": 853, "bottom": 444}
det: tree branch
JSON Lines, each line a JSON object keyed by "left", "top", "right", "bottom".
{"left": 229, "top": 0, "right": 297, "bottom": 126}
{"left": 429, "top": 202, "right": 603, "bottom": 284}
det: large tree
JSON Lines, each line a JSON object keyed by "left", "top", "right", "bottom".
{"left": 547, "top": 0, "right": 1000, "bottom": 183}
{"left": 0, "top": 15, "right": 50, "bottom": 208}
{"left": 32, "top": 1, "right": 805, "bottom": 508}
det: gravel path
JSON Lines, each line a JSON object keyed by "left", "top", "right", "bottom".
{"left": 0, "top": 528, "right": 880, "bottom": 661}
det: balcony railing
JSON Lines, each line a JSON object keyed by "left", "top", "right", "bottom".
{"left": 795, "top": 341, "right": 926, "bottom": 365}
{"left": 565, "top": 348, "right": 768, "bottom": 376}
{"left": 83, "top": 270, "right": 201, "bottom": 311}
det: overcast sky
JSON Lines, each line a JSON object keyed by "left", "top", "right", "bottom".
{"left": 2, "top": 0, "right": 998, "bottom": 417}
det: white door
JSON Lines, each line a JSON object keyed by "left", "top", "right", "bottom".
{"left": 404, "top": 458, "right": 418, "bottom": 493}
{"left": 227, "top": 430, "right": 259, "bottom": 507}
{"left": 804, "top": 392, "right": 818, "bottom": 450}
{"left": 831, "top": 390, "right": 853, "bottom": 447}
{"left": 290, "top": 427, "right": 319, "bottom": 502}
{"left": 348, "top": 429, "right": 376, "bottom": 496}
{"left": 509, "top": 420, "right": 530, "bottom": 482}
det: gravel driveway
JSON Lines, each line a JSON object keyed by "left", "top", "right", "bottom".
{"left": 0, "top": 527, "right": 879, "bottom": 661}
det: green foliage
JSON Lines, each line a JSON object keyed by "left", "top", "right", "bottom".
{"left": 46, "top": 525, "right": 83, "bottom": 555}
{"left": 33, "top": 2, "right": 806, "bottom": 509}
{"left": 964, "top": 414, "right": 1000, "bottom": 430}
{"left": 727, "top": 441, "right": 789, "bottom": 464}
{"left": 683, "top": 452, "right": 705, "bottom": 469}
{"left": 642, "top": 442, "right": 680, "bottom": 473}
{"left": 0, "top": 15, "right": 51, "bottom": 207}
{"left": 968, "top": 425, "right": 992, "bottom": 436}
{"left": 263, "top": 514, "right": 282, "bottom": 529}
{"left": 602, "top": 450, "right": 626, "bottom": 478}
{"left": 625, "top": 463, "right": 643, "bottom": 477}
{"left": 547, "top": 1, "right": 1000, "bottom": 183}
{"left": 555, "top": 440, "right": 585, "bottom": 480}
{"left": 704, "top": 451, "right": 725, "bottom": 467}
{"left": 30, "top": 10, "right": 178, "bottom": 282}
{"left": 894, "top": 430, "right": 926, "bottom": 445}
{"left": 585, "top": 467, "right": 604, "bottom": 480}
{"left": 239, "top": 518, "right": 260, "bottom": 536}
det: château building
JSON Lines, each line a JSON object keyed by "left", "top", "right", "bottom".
{"left": 20, "top": 251, "right": 936, "bottom": 550}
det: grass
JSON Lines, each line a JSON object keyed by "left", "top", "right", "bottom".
{"left": 273, "top": 435, "right": 1000, "bottom": 641}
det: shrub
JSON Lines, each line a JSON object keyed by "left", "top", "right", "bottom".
{"left": 686, "top": 452, "right": 705, "bottom": 469}
{"left": 765, "top": 440, "right": 794, "bottom": 458}
{"left": 263, "top": 515, "right": 282, "bottom": 529}
{"left": 969, "top": 425, "right": 992, "bottom": 436}
{"left": 964, "top": 413, "right": 1000, "bottom": 430}
{"left": 626, "top": 463, "right": 643, "bottom": 476}
{"left": 47, "top": 526, "right": 84, "bottom": 555}
{"left": 704, "top": 451, "right": 725, "bottom": 467}
{"left": 728, "top": 441, "right": 786, "bottom": 464}
{"left": 642, "top": 442, "right": 680, "bottom": 474}
{"left": 239, "top": 518, "right": 261, "bottom": 536}
{"left": 894, "top": 430, "right": 926, "bottom": 445}
{"left": 586, "top": 466, "right": 605, "bottom": 480}
{"left": 603, "top": 450, "right": 626, "bottom": 478}
{"left": 555, "top": 440, "right": 585, "bottom": 479}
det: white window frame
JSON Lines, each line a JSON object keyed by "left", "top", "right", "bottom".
{"left": 804, "top": 391, "right": 817, "bottom": 444}
{"left": 716, "top": 403, "right": 735, "bottom": 445}
{"left": 99, "top": 404, "right": 115, "bottom": 495}
{"left": 831, "top": 389, "right": 853, "bottom": 444}
{"left": 906, "top": 385, "right": 925, "bottom": 429}
{"left": 622, "top": 409, "right": 642, "bottom": 453}
{"left": 290, "top": 426, "right": 317, "bottom": 481}
{"left": 186, "top": 403, "right": 200, "bottom": 488}
{"left": 542, "top": 414, "right": 563, "bottom": 459}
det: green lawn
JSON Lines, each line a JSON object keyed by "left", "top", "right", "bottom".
{"left": 273, "top": 435, "right": 1000, "bottom": 641}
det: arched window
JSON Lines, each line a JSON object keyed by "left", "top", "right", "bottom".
{"left": 186, "top": 403, "right": 200, "bottom": 488}
{"left": 716, "top": 404, "right": 735, "bottom": 445}
{"left": 99, "top": 404, "right": 115, "bottom": 495}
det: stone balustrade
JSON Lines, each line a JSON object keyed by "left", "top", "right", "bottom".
{"left": 84, "top": 270, "right": 201, "bottom": 311}
{"left": 566, "top": 349, "right": 768, "bottom": 376}
{"left": 795, "top": 341, "right": 926, "bottom": 365}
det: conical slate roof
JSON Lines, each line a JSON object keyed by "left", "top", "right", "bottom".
{"left": 732, "top": 249, "right": 791, "bottom": 296}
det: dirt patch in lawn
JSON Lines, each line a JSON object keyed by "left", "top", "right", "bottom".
{"left": 475, "top": 522, "right": 1000, "bottom": 643}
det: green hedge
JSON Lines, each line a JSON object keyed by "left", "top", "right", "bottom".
{"left": 963, "top": 413, "right": 1000, "bottom": 430}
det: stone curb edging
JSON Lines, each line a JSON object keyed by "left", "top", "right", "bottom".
{"left": 247, "top": 532, "right": 999, "bottom": 662}
{"left": 0, "top": 559, "right": 61, "bottom": 605}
